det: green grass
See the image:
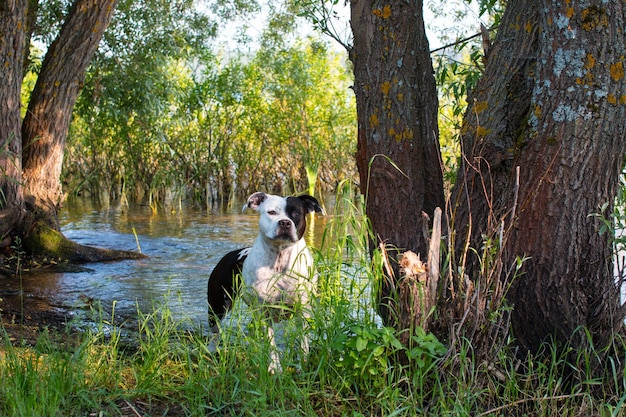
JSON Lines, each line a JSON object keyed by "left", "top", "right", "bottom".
{"left": 1, "top": 187, "right": 625, "bottom": 416}
{"left": 1, "top": 299, "right": 623, "bottom": 416}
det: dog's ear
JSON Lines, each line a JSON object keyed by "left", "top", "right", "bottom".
{"left": 244, "top": 192, "right": 268, "bottom": 212}
{"left": 298, "top": 195, "right": 325, "bottom": 215}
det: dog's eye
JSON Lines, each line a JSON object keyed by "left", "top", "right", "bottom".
{"left": 267, "top": 210, "right": 277, "bottom": 215}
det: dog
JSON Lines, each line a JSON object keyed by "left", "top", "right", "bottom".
{"left": 207, "top": 192, "right": 323, "bottom": 372}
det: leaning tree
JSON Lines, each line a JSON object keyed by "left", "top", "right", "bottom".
{"left": 0, "top": 0, "right": 143, "bottom": 262}
{"left": 450, "top": 0, "right": 626, "bottom": 359}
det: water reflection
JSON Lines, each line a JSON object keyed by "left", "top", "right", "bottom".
{"left": 5, "top": 198, "right": 331, "bottom": 331}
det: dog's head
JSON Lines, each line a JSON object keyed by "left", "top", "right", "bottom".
{"left": 244, "top": 192, "right": 324, "bottom": 243}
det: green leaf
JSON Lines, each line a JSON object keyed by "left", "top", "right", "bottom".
{"left": 355, "top": 337, "right": 368, "bottom": 352}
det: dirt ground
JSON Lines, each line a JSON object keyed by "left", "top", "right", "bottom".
{"left": 0, "top": 249, "right": 74, "bottom": 346}
{"left": 0, "top": 288, "right": 72, "bottom": 346}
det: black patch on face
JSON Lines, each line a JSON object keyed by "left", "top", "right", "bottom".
{"left": 286, "top": 197, "right": 307, "bottom": 240}
{"left": 285, "top": 195, "right": 323, "bottom": 240}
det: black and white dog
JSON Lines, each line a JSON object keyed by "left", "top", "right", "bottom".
{"left": 207, "top": 192, "right": 323, "bottom": 372}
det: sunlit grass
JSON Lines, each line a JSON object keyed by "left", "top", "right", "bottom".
{"left": 1, "top": 185, "right": 625, "bottom": 416}
{"left": 1, "top": 303, "right": 622, "bottom": 416}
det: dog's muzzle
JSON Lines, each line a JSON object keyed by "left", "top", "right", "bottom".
{"left": 275, "top": 219, "right": 296, "bottom": 241}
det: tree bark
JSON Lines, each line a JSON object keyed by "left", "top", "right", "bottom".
{"left": 1, "top": 0, "right": 143, "bottom": 264}
{"left": 350, "top": 0, "right": 445, "bottom": 329}
{"left": 0, "top": 0, "right": 28, "bottom": 242}
{"left": 451, "top": 0, "right": 626, "bottom": 357}
{"left": 22, "top": 0, "right": 119, "bottom": 229}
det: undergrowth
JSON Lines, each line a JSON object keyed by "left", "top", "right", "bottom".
{"left": 0, "top": 184, "right": 625, "bottom": 416}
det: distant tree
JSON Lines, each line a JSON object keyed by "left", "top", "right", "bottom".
{"left": 67, "top": 0, "right": 217, "bottom": 203}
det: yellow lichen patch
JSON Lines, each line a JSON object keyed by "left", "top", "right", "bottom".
{"left": 581, "top": 6, "right": 608, "bottom": 31}
{"left": 584, "top": 54, "right": 595, "bottom": 70}
{"left": 381, "top": 81, "right": 391, "bottom": 96}
{"left": 397, "top": 92, "right": 404, "bottom": 103}
{"left": 373, "top": 5, "right": 391, "bottom": 19}
{"left": 610, "top": 60, "right": 624, "bottom": 82}
{"left": 620, "top": 95, "right": 626, "bottom": 105}
{"left": 369, "top": 113, "right": 379, "bottom": 128}
{"left": 575, "top": 70, "right": 594, "bottom": 85}
{"left": 534, "top": 105, "right": 542, "bottom": 119}
{"left": 565, "top": 7, "right": 574, "bottom": 19}
{"left": 475, "top": 126, "right": 490, "bottom": 137}
{"left": 473, "top": 100, "right": 489, "bottom": 114}
{"left": 389, "top": 127, "right": 413, "bottom": 141}
{"left": 381, "top": 5, "right": 391, "bottom": 18}
{"left": 525, "top": 21, "right": 533, "bottom": 33}
{"left": 608, "top": 94, "right": 617, "bottom": 105}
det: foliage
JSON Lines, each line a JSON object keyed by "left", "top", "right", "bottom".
{"left": 425, "top": 0, "right": 506, "bottom": 182}
{"left": 291, "top": 0, "right": 353, "bottom": 51}
{"left": 62, "top": 0, "right": 356, "bottom": 207}
{"left": 329, "top": 324, "right": 404, "bottom": 391}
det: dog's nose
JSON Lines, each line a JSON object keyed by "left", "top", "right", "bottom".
{"left": 279, "top": 220, "right": 291, "bottom": 229}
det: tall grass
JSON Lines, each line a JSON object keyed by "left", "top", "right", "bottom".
{"left": 1, "top": 184, "right": 624, "bottom": 416}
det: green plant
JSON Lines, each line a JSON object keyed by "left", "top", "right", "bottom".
{"left": 329, "top": 325, "right": 403, "bottom": 391}
{"left": 406, "top": 326, "right": 447, "bottom": 369}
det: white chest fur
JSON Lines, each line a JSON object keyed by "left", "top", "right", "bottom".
{"left": 242, "top": 235, "right": 316, "bottom": 307}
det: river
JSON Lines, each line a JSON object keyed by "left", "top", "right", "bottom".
{"left": 1, "top": 197, "right": 333, "bottom": 334}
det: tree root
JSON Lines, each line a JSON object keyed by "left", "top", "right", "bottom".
{"left": 20, "top": 221, "right": 147, "bottom": 263}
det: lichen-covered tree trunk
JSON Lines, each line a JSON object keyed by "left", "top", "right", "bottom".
{"left": 451, "top": 0, "right": 626, "bottom": 357}
{"left": 0, "top": 0, "right": 28, "bottom": 242}
{"left": 22, "top": 0, "right": 119, "bottom": 229}
{"left": 350, "top": 1, "right": 445, "bottom": 330}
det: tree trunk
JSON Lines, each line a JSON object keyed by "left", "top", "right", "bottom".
{"left": 22, "top": 0, "right": 119, "bottom": 229}
{"left": 450, "top": 0, "right": 626, "bottom": 358}
{"left": 0, "top": 0, "right": 28, "bottom": 243}
{"left": 1, "top": 0, "right": 143, "bottom": 264}
{"left": 350, "top": 0, "right": 445, "bottom": 330}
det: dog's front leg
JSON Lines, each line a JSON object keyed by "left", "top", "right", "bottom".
{"left": 266, "top": 325, "right": 282, "bottom": 374}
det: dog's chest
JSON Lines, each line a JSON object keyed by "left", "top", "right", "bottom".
{"left": 242, "top": 238, "right": 314, "bottom": 304}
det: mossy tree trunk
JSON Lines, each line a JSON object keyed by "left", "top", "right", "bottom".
{"left": 450, "top": 0, "right": 626, "bottom": 358}
{"left": 1, "top": 0, "right": 143, "bottom": 263}
{"left": 22, "top": 0, "right": 119, "bottom": 229}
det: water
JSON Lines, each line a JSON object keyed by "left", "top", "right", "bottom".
{"left": 4, "top": 198, "right": 331, "bottom": 332}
